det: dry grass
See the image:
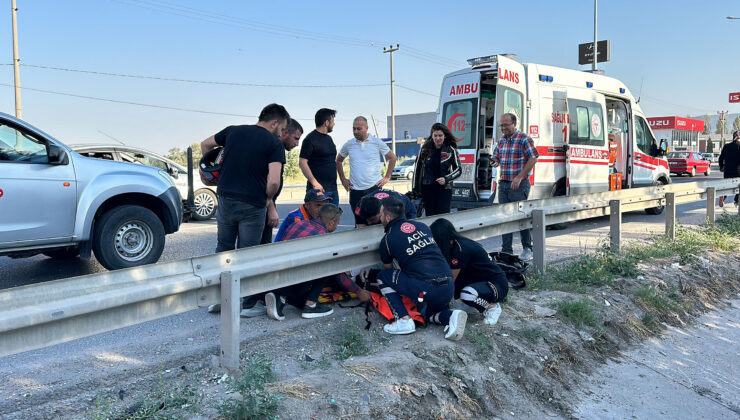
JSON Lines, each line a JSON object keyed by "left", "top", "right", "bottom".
{"left": 341, "top": 362, "right": 381, "bottom": 383}
{"left": 267, "top": 381, "right": 318, "bottom": 400}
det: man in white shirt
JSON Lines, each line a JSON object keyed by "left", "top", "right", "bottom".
{"left": 336, "top": 116, "right": 397, "bottom": 225}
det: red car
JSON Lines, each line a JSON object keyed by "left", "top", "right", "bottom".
{"left": 667, "top": 151, "right": 711, "bottom": 177}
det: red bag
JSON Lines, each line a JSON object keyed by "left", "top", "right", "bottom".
{"left": 368, "top": 292, "right": 425, "bottom": 326}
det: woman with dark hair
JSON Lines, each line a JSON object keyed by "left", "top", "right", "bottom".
{"left": 413, "top": 123, "right": 461, "bottom": 215}
{"left": 430, "top": 218, "right": 508, "bottom": 325}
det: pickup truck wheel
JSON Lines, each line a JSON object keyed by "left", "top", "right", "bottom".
{"left": 93, "top": 205, "right": 165, "bottom": 270}
{"left": 192, "top": 189, "right": 218, "bottom": 221}
{"left": 43, "top": 246, "right": 81, "bottom": 259}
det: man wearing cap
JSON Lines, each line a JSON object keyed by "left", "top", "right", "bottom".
{"left": 718, "top": 130, "right": 740, "bottom": 207}
{"left": 274, "top": 189, "right": 332, "bottom": 242}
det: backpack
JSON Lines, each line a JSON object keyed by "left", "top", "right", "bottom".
{"left": 199, "top": 147, "right": 225, "bottom": 186}
{"left": 489, "top": 252, "right": 528, "bottom": 290}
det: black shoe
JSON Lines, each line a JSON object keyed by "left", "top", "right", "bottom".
{"left": 301, "top": 303, "right": 334, "bottom": 319}
{"left": 265, "top": 292, "right": 285, "bottom": 321}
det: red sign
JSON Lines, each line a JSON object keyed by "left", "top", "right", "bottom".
{"left": 529, "top": 125, "right": 539, "bottom": 138}
{"left": 647, "top": 117, "right": 704, "bottom": 132}
{"left": 400, "top": 222, "right": 416, "bottom": 234}
{"left": 730, "top": 92, "right": 740, "bottom": 103}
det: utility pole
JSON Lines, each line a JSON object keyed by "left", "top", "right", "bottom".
{"left": 383, "top": 44, "right": 399, "bottom": 155}
{"left": 593, "top": 0, "right": 598, "bottom": 72}
{"left": 717, "top": 110, "right": 728, "bottom": 148}
{"left": 11, "top": 0, "right": 22, "bottom": 119}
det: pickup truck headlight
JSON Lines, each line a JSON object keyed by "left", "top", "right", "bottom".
{"left": 158, "top": 170, "right": 176, "bottom": 187}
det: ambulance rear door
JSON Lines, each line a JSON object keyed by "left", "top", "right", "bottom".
{"left": 564, "top": 92, "right": 610, "bottom": 195}
{"left": 439, "top": 71, "right": 480, "bottom": 203}
{"left": 493, "top": 56, "right": 527, "bottom": 198}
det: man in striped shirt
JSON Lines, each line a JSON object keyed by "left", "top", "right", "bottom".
{"left": 492, "top": 113, "right": 539, "bottom": 261}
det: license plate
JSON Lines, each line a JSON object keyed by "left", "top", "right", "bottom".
{"left": 452, "top": 187, "right": 471, "bottom": 198}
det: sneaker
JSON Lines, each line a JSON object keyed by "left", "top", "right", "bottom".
{"left": 265, "top": 292, "right": 286, "bottom": 321}
{"left": 444, "top": 309, "right": 467, "bottom": 341}
{"left": 240, "top": 300, "right": 267, "bottom": 318}
{"left": 520, "top": 248, "right": 533, "bottom": 261}
{"left": 383, "top": 318, "right": 416, "bottom": 335}
{"left": 483, "top": 304, "right": 502, "bottom": 326}
{"left": 207, "top": 304, "right": 221, "bottom": 313}
{"left": 301, "top": 303, "right": 334, "bottom": 319}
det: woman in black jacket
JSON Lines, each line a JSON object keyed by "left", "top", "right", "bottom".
{"left": 413, "top": 123, "right": 461, "bottom": 215}
{"left": 430, "top": 218, "right": 508, "bottom": 325}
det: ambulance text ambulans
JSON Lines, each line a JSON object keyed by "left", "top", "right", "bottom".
{"left": 438, "top": 54, "right": 670, "bottom": 215}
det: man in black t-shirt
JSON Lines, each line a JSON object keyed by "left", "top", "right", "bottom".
{"left": 200, "top": 103, "right": 290, "bottom": 255}
{"left": 299, "top": 108, "right": 339, "bottom": 205}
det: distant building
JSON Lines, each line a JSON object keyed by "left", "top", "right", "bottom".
{"left": 384, "top": 112, "right": 437, "bottom": 158}
{"left": 647, "top": 116, "right": 704, "bottom": 152}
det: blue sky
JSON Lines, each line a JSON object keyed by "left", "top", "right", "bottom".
{"left": 1, "top": 0, "right": 739, "bottom": 154}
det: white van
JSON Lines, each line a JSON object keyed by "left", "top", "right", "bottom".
{"left": 439, "top": 54, "right": 670, "bottom": 214}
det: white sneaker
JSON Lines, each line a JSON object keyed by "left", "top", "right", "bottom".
{"left": 520, "top": 248, "right": 533, "bottom": 261}
{"left": 265, "top": 292, "right": 286, "bottom": 321}
{"left": 444, "top": 309, "right": 468, "bottom": 341}
{"left": 207, "top": 304, "right": 221, "bottom": 313}
{"left": 240, "top": 300, "right": 267, "bottom": 318}
{"left": 383, "top": 318, "right": 416, "bottom": 335}
{"left": 483, "top": 304, "right": 502, "bottom": 326}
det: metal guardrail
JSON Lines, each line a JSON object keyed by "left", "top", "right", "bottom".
{"left": 1, "top": 179, "right": 738, "bottom": 368}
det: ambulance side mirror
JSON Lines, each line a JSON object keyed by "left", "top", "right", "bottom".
{"left": 659, "top": 139, "right": 669, "bottom": 156}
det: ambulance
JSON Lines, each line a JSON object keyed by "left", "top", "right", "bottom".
{"left": 439, "top": 54, "right": 670, "bottom": 215}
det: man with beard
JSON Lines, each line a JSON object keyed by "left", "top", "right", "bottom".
{"left": 200, "top": 103, "right": 290, "bottom": 254}
{"left": 299, "top": 108, "right": 339, "bottom": 205}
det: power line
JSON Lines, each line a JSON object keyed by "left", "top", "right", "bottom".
{"left": 396, "top": 84, "right": 438, "bottom": 98}
{"left": 14, "top": 63, "right": 387, "bottom": 88}
{"left": 112, "top": 0, "right": 462, "bottom": 68}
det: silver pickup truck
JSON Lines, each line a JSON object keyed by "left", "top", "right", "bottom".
{"left": 0, "top": 112, "right": 182, "bottom": 270}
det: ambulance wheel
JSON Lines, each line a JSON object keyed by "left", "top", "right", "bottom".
{"left": 645, "top": 179, "right": 668, "bottom": 215}
{"left": 547, "top": 179, "right": 569, "bottom": 230}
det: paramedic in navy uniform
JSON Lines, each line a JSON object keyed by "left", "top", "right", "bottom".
{"left": 430, "top": 218, "right": 508, "bottom": 325}
{"left": 375, "top": 196, "right": 467, "bottom": 340}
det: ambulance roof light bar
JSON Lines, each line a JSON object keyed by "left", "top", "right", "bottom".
{"left": 466, "top": 54, "right": 517, "bottom": 67}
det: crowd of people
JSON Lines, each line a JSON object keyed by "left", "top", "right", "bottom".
{"left": 200, "top": 104, "right": 540, "bottom": 340}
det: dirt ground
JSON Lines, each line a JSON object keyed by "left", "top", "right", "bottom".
{"left": 2, "top": 244, "right": 740, "bottom": 419}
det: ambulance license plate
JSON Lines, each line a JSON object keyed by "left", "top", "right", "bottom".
{"left": 452, "top": 187, "right": 471, "bottom": 198}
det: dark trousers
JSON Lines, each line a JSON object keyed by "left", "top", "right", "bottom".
{"left": 457, "top": 280, "right": 508, "bottom": 313}
{"left": 276, "top": 276, "right": 329, "bottom": 309}
{"left": 376, "top": 269, "right": 454, "bottom": 325}
{"left": 215, "top": 196, "right": 266, "bottom": 252}
{"left": 350, "top": 186, "right": 378, "bottom": 224}
{"left": 421, "top": 184, "right": 452, "bottom": 216}
{"left": 498, "top": 179, "right": 532, "bottom": 253}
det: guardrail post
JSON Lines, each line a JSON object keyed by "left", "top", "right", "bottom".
{"left": 665, "top": 192, "right": 676, "bottom": 240}
{"left": 706, "top": 187, "right": 715, "bottom": 225}
{"left": 220, "top": 271, "right": 240, "bottom": 371}
{"left": 609, "top": 199, "right": 622, "bottom": 253}
{"left": 532, "top": 210, "right": 546, "bottom": 273}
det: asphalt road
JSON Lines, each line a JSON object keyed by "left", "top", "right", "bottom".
{"left": 0, "top": 169, "right": 725, "bottom": 290}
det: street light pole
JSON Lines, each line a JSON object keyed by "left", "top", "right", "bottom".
{"left": 11, "top": 0, "right": 22, "bottom": 119}
{"left": 593, "top": 0, "right": 598, "bottom": 72}
{"left": 383, "top": 44, "right": 399, "bottom": 155}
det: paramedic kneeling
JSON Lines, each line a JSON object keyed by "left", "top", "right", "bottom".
{"left": 375, "top": 196, "right": 467, "bottom": 340}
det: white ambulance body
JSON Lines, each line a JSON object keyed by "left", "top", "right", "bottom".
{"left": 439, "top": 54, "right": 670, "bottom": 214}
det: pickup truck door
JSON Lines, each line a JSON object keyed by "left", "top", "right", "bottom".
{"left": 0, "top": 121, "right": 76, "bottom": 245}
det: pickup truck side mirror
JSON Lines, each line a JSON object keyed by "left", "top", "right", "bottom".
{"left": 47, "top": 143, "right": 69, "bottom": 165}
{"left": 167, "top": 165, "right": 179, "bottom": 179}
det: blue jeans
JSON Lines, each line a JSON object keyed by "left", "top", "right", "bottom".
{"left": 498, "top": 179, "right": 532, "bottom": 253}
{"left": 215, "top": 195, "right": 266, "bottom": 253}
{"left": 376, "top": 269, "right": 454, "bottom": 325}
{"left": 323, "top": 190, "right": 339, "bottom": 206}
